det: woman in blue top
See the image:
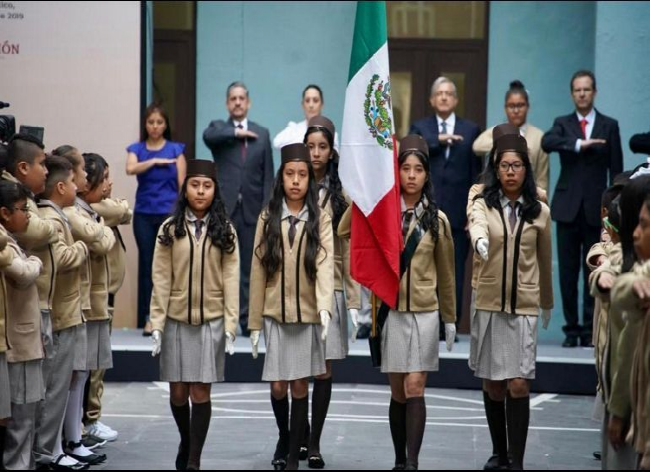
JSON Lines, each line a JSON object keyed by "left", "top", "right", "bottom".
{"left": 126, "top": 103, "right": 187, "bottom": 335}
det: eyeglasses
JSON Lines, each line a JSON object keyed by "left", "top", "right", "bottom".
{"left": 506, "top": 103, "right": 527, "bottom": 111}
{"left": 498, "top": 162, "right": 524, "bottom": 173}
{"left": 603, "top": 216, "right": 619, "bottom": 233}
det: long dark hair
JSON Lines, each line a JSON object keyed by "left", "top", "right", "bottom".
{"left": 256, "top": 161, "right": 322, "bottom": 281}
{"left": 82, "top": 153, "right": 108, "bottom": 191}
{"left": 158, "top": 177, "right": 236, "bottom": 253}
{"left": 304, "top": 126, "right": 348, "bottom": 230}
{"left": 398, "top": 150, "right": 445, "bottom": 242}
{"left": 141, "top": 103, "right": 172, "bottom": 142}
{"left": 476, "top": 150, "right": 542, "bottom": 222}
{"left": 619, "top": 175, "right": 650, "bottom": 273}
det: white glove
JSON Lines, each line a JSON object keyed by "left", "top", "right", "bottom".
{"left": 225, "top": 332, "right": 235, "bottom": 356}
{"left": 349, "top": 309, "right": 359, "bottom": 343}
{"left": 250, "top": 330, "right": 260, "bottom": 359}
{"left": 151, "top": 330, "right": 162, "bottom": 357}
{"left": 541, "top": 309, "right": 551, "bottom": 330}
{"left": 476, "top": 238, "right": 489, "bottom": 261}
{"left": 320, "top": 310, "right": 330, "bottom": 342}
{"left": 444, "top": 323, "right": 456, "bottom": 352}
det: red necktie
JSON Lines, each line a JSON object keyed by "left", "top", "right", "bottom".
{"left": 237, "top": 123, "right": 246, "bottom": 163}
{"left": 580, "top": 119, "right": 588, "bottom": 139}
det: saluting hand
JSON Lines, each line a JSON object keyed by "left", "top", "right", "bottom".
{"left": 250, "top": 330, "right": 260, "bottom": 359}
{"left": 580, "top": 138, "right": 607, "bottom": 150}
{"left": 235, "top": 128, "right": 259, "bottom": 140}
{"left": 633, "top": 278, "right": 650, "bottom": 310}
{"left": 151, "top": 330, "right": 162, "bottom": 357}
{"left": 349, "top": 309, "right": 359, "bottom": 343}
{"left": 225, "top": 332, "right": 235, "bottom": 356}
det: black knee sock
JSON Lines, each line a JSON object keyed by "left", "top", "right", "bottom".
{"left": 405, "top": 397, "right": 426, "bottom": 469}
{"left": 308, "top": 377, "right": 332, "bottom": 455}
{"left": 287, "top": 396, "right": 309, "bottom": 470}
{"left": 271, "top": 394, "right": 290, "bottom": 459}
{"left": 187, "top": 401, "right": 212, "bottom": 470}
{"left": 506, "top": 393, "right": 529, "bottom": 470}
{"left": 271, "top": 394, "right": 290, "bottom": 438}
{"left": 170, "top": 401, "right": 191, "bottom": 468}
{"left": 389, "top": 398, "right": 407, "bottom": 466}
{"left": 483, "top": 391, "right": 508, "bottom": 465}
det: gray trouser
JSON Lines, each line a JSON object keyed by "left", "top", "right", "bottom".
{"left": 358, "top": 285, "right": 372, "bottom": 325}
{"left": 601, "top": 410, "right": 638, "bottom": 470}
{"left": 34, "top": 326, "right": 76, "bottom": 465}
{"left": 41, "top": 310, "right": 54, "bottom": 362}
{"left": 3, "top": 402, "right": 38, "bottom": 470}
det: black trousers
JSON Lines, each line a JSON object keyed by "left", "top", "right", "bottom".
{"left": 451, "top": 227, "right": 470, "bottom": 326}
{"left": 556, "top": 204, "right": 601, "bottom": 338}
{"left": 231, "top": 204, "right": 256, "bottom": 332}
{"left": 133, "top": 212, "right": 168, "bottom": 328}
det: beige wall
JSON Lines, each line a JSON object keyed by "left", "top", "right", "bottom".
{"left": 0, "top": 1, "right": 141, "bottom": 328}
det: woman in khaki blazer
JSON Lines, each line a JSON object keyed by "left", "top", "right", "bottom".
{"left": 299, "top": 115, "right": 360, "bottom": 467}
{"left": 150, "top": 159, "right": 238, "bottom": 471}
{"left": 469, "top": 129, "right": 553, "bottom": 470}
{"left": 248, "top": 143, "right": 334, "bottom": 471}
{"left": 385, "top": 134, "right": 456, "bottom": 471}
{"left": 472, "top": 80, "right": 549, "bottom": 191}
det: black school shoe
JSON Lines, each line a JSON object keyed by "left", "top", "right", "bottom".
{"left": 65, "top": 442, "right": 107, "bottom": 466}
{"left": 483, "top": 454, "right": 511, "bottom": 470}
{"left": 562, "top": 335, "right": 578, "bottom": 348}
{"left": 50, "top": 454, "right": 90, "bottom": 471}
{"left": 272, "top": 434, "right": 289, "bottom": 471}
{"left": 307, "top": 453, "right": 325, "bottom": 469}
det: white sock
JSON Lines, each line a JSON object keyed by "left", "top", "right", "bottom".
{"left": 70, "top": 443, "right": 95, "bottom": 457}
{"left": 55, "top": 454, "right": 82, "bottom": 466}
{"left": 64, "top": 371, "right": 89, "bottom": 446}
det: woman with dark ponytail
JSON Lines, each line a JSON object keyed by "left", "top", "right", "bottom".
{"left": 297, "top": 116, "right": 361, "bottom": 468}
{"left": 473, "top": 80, "right": 549, "bottom": 190}
{"left": 248, "top": 143, "right": 334, "bottom": 471}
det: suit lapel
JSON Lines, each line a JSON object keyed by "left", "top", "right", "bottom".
{"left": 591, "top": 110, "right": 606, "bottom": 139}
{"left": 568, "top": 113, "right": 583, "bottom": 139}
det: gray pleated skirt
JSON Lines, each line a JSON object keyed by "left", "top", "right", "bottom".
{"left": 326, "top": 291, "right": 349, "bottom": 361}
{"left": 469, "top": 310, "right": 538, "bottom": 381}
{"left": 8, "top": 359, "right": 44, "bottom": 405}
{"left": 381, "top": 310, "right": 440, "bottom": 374}
{"left": 262, "top": 317, "right": 326, "bottom": 382}
{"left": 160, "top": 318, "right": 226, "bottom": 384}
{"left": 0, "top": 353, "right": 11, "bottom": 418}
{"left": 86, "top": 320, "right": 113, "bottom": 370}
{"left": 73, "top": 323, "right": 88, "bottom": 371}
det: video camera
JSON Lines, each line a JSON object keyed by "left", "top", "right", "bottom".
{"left": 0, "top": 101, "right": 45, "bottom": 144}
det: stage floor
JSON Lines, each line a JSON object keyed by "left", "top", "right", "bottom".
{"left": 96, "top": 381, "right": 602, "bottom": 470}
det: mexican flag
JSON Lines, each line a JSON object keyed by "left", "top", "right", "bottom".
{"left": 339, "top": 1, "right": 402, "bottom": 308}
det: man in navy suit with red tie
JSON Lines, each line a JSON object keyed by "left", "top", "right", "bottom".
{"left": 542, "top": 70, "right": 623, "bottom": 348}
{"left": 410, "top": 77, "right": 481, "bottom": 333}
{"left": 203, "top": 81, "right": 274, "bottom": 336}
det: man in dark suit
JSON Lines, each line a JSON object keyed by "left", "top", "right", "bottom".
{"left": 542, "top": 70, "right": 623, "bottom": 348}
{"left": 203, "top": 81, "right": 274, "bottom": 336}
{"left": 410, "top": 76, "right": 481, "bottom": 332}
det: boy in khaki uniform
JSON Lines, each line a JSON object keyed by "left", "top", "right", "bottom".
{"left": 32, "top": 157, "right": 92, "bottom": 469}
{"left": 84, "top": 189, "right": 132, "bottom": 443}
